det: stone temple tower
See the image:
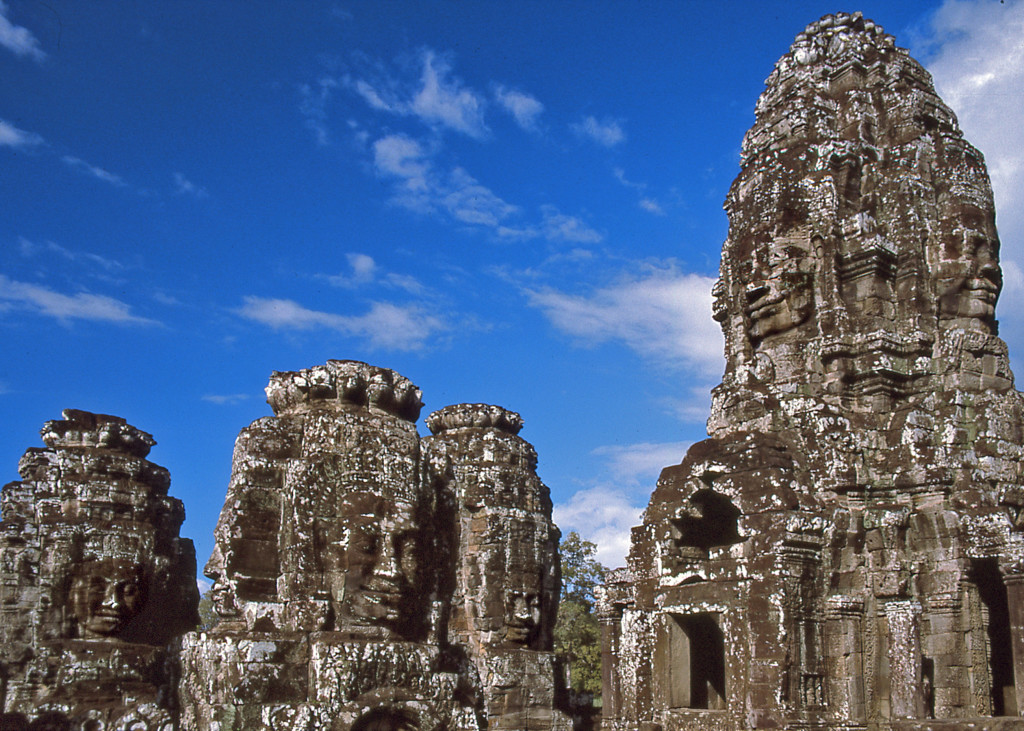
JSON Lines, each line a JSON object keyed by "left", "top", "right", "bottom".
{"left": 599, "top": 13, "right": 1024, "bottom": 730}
{"left": 178, "top": 360, "right": 570, "bottom": 730}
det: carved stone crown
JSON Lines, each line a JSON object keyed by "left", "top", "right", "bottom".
{"left": 426, "top": 403, "right": 524, "bottom": 436}
{"left": 41, "top": 409, "right": 156, "bottom": 458}
{"left": 265, "top": 360, "right": 423, "bottom": 421}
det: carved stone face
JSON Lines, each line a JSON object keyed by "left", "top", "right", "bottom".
{"left": 69, "top": 559, "right": 147, "bottom": 638}
{"left": 203, "top": 544, "right": 237, "bottom": 618}
{"left": 329, "top": 493, "right": 425, "bottom": 637}
{"left": 505, "top": 590, "right": 542, "bottom": 645}
{"left": 935, "top": 203, "right": 1001, "bottom": 328}
{"left": 738, "top": 238, "right": 815, "bottom": 344}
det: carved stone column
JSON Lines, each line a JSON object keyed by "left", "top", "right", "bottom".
{"left": 884, "top": 600, "right": 923, "bottom": 719}
{"left": 825, "top": 595, "right": 865, "bottom": 722}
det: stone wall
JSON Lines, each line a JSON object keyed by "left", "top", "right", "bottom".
{"left": 600, "top": 12, "right": 1024, "bottom": 731}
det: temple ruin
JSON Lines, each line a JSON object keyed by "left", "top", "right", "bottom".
{"left": 4, "top": 9, "right": 1024, "bottom": 731}
{"left": 598, "top": 11, "right": 1024, "bottom": 731}
{"left": 178, "top": 361, "right": 569, "bottom": 730}
{"left": 0, "top": 410, "right": 199, "bottom": 729}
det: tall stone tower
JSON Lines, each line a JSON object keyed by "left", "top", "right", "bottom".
{"left": 179, "top": 361, "right": 570, "bottom": 730}
{"left": 0, "top": 410, "right": 199, "bottom": 729}
{"left": 599, "top": 13, "right": 1024, "bottom": 730}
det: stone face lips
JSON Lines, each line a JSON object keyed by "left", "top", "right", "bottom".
{"left": 601, "top": 12, "right": 1024, "bottom": 730}
{"left": 0, "top": 409, "right": 199, "bottom": 729}
{"left": 180, "top": 362, "right": 570, "bottom": 730}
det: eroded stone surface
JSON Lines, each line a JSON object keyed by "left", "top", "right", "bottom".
{"left": 600, "top": 13, "right": 1024, "bottom": 730}
{"left": 180, "top": 361, "right": 570, "bottom": 730}
{"left": 0, "top": 409, "right": 199, "bottom": 729}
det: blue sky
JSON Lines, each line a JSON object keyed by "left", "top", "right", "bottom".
{"left": 3, "top": 1, "right": 1024, "bottom": 569}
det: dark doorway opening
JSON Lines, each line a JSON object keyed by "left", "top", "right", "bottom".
{"left": 971, "top": 559, "right": 1015, "bottom": 715}
{"left": 668, "top": 612, "right": 727, "bottom": 710}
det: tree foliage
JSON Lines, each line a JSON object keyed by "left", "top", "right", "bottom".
{"left": 554, "top": 531, "right": 607, "bottom": 697}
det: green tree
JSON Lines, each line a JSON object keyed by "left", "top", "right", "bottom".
{"left": 554, "top": 531, "right": 607, "bottom": 697}
{"left": 197, "top": 588, "right": 219, "bottom": 631}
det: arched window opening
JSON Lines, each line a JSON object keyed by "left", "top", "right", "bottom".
{"left": 352, "top": 708, "right": 419, "bottom": 731}
{"left": 670, "top": 490, "right": 744, "bottom": 552}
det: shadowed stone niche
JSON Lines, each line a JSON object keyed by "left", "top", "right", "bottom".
{"left": 0, "top": 410, "right": 199, "bottom": 730}
{"left": 598, "top": 13, "right": 1024, "bottom": 731}
{"left": 178, "top": 361, "right": 570, "bottom": 730}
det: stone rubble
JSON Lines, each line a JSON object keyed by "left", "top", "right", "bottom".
{"left": 599, "top": 12, "right": 1024, "bottom": 731}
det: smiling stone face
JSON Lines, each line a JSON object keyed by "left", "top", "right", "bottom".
{"left": 326, "top": 493, "right": 426, "bottom": 639}
{"left": 934, "top": 203, "right": 1002, "bottom": 331}
{"left": 68, "top": 558, "right": 147, "bottom": 638}
{"left": 737, "top": 234, "right": 816, "bottom": 345}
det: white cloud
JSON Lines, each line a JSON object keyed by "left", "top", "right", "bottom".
{"left": 411, "top": 51, "right": 488, "bottom": 138}
{"left": 443, "top": 167, "right": 519, "bottom": 226}
{"left": 235, "top": 296, "right": 446, "bottom": 351}
{"left": 572, "top": 115, "right": 626, "bottom": 147}
{"left": 0, "top": 1, "right": 45, "bottom": 61}
{"left": 174, "top": 172, "right": 208, "bottom": 198}
{"left": 554, "top": 486, "right": 644, "bottom": 568}
{"left": 540, "top": 205, "right": 603, "bottom": 244}
{"left": 372, "top": 134, "right": 522, "bottom": 231}
{"left": 639, "top": 198, "right": 665, "bottom": 215}
{"left": 325, "top": 253, "right": 426, "bottom": 295}
{"left": 0, "top": 118, "right": 43, "bottom": 148}
{"left": 19, "top": 237, "right": 124, "bottom": 273}
{"left": 494, "top": 85, "right": 544, "bottom": 131}
{"left": 353, "top": 50, "right": 489, "bottom": 139}
{"left": 925, "top": 1, "right": 1024, "bottom": 227}
{"left": 372, "top": 134, "right": 431, "bottom": 203}
{"left": 528, "top": 266, "right": 723, "bottom": 376}
{"left": 62, "top": 155, "right": 127, "bottom": 187}
{"left": 202, "top": 394, "right": 250, "bottom": 405}
{"left": 0, "top": 274, "right": 157, "bottom": 325}
{"left": 299, "top": 77, "right": 340, "bottom": 145}
{"left": 593, "top": 441, "right": 691, "bottom": 485}
{"left": 328, "top": 253, "right": 378, "bottom": 288}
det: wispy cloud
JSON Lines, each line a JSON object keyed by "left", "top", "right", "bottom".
{"left": 372, "top": 133, "right": 521, "bottom": 228}
{"left": 353, "top": 49, "right": 489, "bottom": 139}
{"left": 326, "top": 253, "right": 426, "bottom": 294}
{"left": 539, "top": 205, "right": 603, "bottom": 244}
{"left": 202, "top": 393, "right": 250, "bottom": 405}
{"left": 639, "top": 198, "right": 665, "bottom": 215}
{"left": 554, "top": 486, "right": 644, "bottom": 568}
{"left": 235, "top": 296, "right": 446, "bottom": 351}
{"left": 572, "top": 115, "right": 626, "bottom": 147}
{"left": 494, "top": 85, "right": 544, "bottom": 131}
{"left": 0, "top": 118, "right": 44, "bottom": 148}
{"left": 62, "top": 155, "right": 127, "bottom": 187}
{"left": 19, "top": 237, "right": 125, "bottom": 273}
{"left": 299, "top": 77, "right": 340, "bottom": 145}
{"left": 593, "top": 441, "right": 691, "bottom": 485}
{"left": 527, "top": 265, "right": 723, "bottom": 376}
{"left": 329, "top": 253, "right": 378, "bottom": 288}
{"left": 0, "top": 1, "right": 45, "bottom": 61}
{"left": 174, "top": 172, "right": 208, "bottom": 198}
{"left": 0, "top": 275, "right": 157, "bottom": 325}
